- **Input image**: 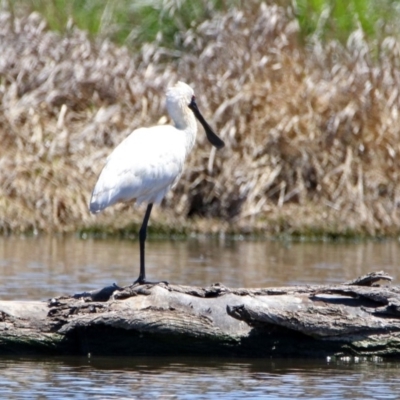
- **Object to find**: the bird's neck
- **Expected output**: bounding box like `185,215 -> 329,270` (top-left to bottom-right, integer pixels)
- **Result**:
174,108 -> 197,155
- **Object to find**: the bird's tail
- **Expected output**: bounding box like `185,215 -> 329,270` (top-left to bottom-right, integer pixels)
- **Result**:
89,192 -> 106,214
89,202 -> 103,214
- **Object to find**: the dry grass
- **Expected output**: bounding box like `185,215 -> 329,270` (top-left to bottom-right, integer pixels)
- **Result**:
1,4 -> 400,237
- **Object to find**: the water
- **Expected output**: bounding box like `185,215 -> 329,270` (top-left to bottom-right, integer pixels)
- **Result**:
0,235 -> 400,399
0,235 -> 399,300
0,356 -> 400,399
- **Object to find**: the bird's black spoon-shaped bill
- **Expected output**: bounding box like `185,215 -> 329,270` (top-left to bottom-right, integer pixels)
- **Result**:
188,98 -> 225,149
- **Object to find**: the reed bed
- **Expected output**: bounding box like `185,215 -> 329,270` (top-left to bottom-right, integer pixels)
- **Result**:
1,4 -> 400,237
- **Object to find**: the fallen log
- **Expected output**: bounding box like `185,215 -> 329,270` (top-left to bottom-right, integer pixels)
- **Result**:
1,271 -> 400,357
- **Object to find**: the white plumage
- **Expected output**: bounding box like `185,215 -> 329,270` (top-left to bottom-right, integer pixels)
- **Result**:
90,125 -> 187,211
89,81 -> 224,284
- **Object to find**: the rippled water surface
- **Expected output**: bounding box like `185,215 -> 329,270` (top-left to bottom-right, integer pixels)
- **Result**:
0,236 -> 400,398
0,235 -> 399,300
1,356 -> 399,399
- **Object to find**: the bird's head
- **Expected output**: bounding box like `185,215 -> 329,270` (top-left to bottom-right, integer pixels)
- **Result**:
166,81 -> 225,149
166,82 -> 194,124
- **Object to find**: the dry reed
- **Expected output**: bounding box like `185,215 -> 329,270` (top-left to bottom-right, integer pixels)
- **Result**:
1,4 -> 400,237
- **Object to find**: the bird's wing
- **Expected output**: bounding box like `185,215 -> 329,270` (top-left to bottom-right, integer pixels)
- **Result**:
90,126 -> 187,213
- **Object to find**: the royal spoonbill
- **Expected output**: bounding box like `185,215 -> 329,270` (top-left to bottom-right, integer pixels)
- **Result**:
89,81 -> 225,284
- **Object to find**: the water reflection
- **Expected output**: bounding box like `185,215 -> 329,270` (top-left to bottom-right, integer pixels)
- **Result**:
1,236 -> 400,399
0,356 -> 399,399
0,235 -> 399,300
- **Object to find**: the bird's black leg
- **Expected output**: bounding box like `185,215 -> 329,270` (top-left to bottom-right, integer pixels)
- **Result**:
134,204 -> 168,285
134,203 -> 153,284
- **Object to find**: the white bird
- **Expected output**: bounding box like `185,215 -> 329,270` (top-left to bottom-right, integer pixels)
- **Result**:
89,81 -> 224,284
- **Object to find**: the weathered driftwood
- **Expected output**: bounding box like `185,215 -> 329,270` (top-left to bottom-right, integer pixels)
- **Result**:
1,271 -> 400,357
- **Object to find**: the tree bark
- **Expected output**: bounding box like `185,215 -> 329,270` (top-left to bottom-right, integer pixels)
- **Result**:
1,271 -> 399,357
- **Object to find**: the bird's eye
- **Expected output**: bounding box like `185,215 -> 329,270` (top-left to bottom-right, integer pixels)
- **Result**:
188,95 -> 196,107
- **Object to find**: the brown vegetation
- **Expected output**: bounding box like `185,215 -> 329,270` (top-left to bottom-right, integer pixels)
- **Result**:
1,4 -> 400,236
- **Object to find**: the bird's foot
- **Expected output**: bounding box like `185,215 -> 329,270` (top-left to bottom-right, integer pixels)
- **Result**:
133,277 -> 169,286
